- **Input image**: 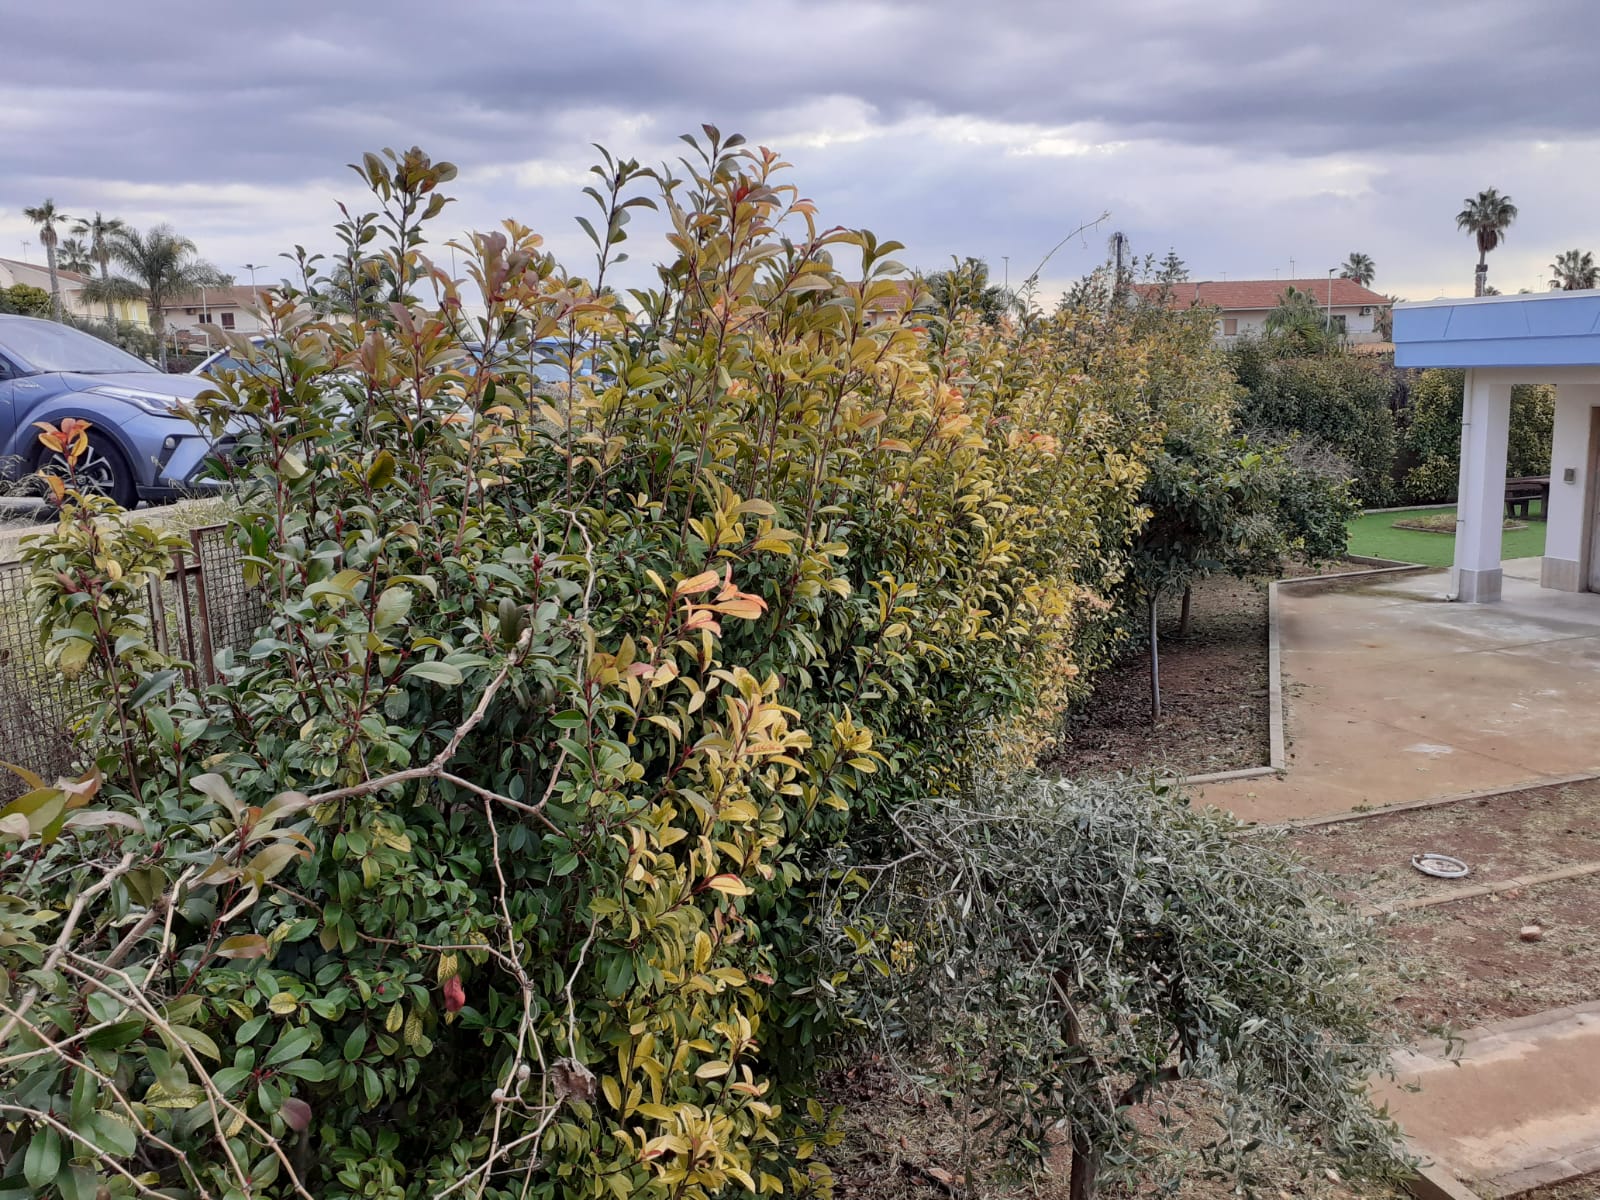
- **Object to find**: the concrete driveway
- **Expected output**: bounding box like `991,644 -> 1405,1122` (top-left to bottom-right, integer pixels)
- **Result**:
1201,559 -> 1600,824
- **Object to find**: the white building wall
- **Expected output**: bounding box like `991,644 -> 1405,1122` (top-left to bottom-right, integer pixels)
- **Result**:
1214,305 -> 1383,345
1542,384 -> 1600,591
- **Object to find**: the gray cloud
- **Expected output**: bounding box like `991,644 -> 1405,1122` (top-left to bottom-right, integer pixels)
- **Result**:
4,0 -> 1598,301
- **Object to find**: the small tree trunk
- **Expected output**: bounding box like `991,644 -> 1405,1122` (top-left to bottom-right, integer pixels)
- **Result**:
1069,1126 -> 1102,1200
45,242 -> 62,321
1475,257 -> 1487,297
1148,596 -> 1161,724
1178,584 -> 1193,638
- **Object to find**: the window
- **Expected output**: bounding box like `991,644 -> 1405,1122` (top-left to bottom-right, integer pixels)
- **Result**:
197,312 -> 213,324
220,311 -> 235,329
0,321 -> 155,374
1222,317 -> 1238,336
1330,314 -> 1347,334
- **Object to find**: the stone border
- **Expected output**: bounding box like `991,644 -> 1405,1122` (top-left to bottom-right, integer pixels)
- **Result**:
1364,860 -> 1600,916
1279,771 -> 1600,831
1178,557 -> 1430,787
1407,1157 -> 1486,1200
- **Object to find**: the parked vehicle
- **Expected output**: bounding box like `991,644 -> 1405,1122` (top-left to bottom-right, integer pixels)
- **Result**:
0,315 -> 230,508
191,338 -> 269,378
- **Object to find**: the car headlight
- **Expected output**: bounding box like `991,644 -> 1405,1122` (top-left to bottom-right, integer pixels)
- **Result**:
86,385 -> 191,416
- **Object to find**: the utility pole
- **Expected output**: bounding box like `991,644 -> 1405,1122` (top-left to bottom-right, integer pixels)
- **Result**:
1002,255 -> 1009,291
1327,268 -> 1336,336
20,240 -> 29,263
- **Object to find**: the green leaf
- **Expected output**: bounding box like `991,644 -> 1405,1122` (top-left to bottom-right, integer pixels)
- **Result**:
127,669 -> 180,708
244,841 -> 308,883
170,1024 -> 222,1062
366,448 -> 397,488
90,1110 -> 137,1158
404,660 -> 463,686
374,586 -> 413,630
23,1126 -> 60,1190
191,773 -> 242,821
264,1026 -> 314,1067
55,1165 -> 98,1200
217,934 -> 271,959
85,1018 -> 146,1050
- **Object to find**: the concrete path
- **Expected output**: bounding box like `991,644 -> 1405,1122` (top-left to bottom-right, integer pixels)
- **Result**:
1374,1002 -> 1600,1197
1200,559 -> 1600,824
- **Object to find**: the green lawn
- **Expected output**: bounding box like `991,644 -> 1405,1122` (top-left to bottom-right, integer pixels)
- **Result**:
1346,505 -> 1547,567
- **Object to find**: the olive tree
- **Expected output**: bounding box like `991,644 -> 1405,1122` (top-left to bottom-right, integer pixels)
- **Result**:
828,774 -> 1409,1200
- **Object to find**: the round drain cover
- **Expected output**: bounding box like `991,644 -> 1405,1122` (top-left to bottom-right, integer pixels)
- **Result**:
1411,853 -> 1469,879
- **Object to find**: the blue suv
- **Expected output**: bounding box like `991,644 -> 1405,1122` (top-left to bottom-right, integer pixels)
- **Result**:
0,315 -> 228,508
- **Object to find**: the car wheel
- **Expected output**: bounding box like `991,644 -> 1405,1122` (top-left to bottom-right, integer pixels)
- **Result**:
35,429 -> 137,510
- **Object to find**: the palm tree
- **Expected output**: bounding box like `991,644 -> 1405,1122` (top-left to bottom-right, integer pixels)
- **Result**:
22,199 -> 72,319
58,237 -> 94,275
1338,252 -> 1375,287
83,224 -> 220,370
1456,189 -> 1518,297
1550,249 -> 1599,291
1264,286 -> 1337,352
72,212 -> 128,323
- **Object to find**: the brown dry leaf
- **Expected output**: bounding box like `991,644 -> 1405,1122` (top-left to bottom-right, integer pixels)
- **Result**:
551,1056 -> 596,1105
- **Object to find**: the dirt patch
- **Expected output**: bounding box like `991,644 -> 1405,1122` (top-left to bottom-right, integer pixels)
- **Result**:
1372,873 -> 1600,1037
1391,512 -> 1526,534
1516,1173 -> 1600,1198
1278,779 -> 1600,1039
1044,574 -> 1272,778
1044,563 -> 1365,780
819,1059 -> 1400,1199
1284,778 -> 1600,910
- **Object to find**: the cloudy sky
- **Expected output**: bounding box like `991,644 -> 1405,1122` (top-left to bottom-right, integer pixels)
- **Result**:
3,0 -> 1597,304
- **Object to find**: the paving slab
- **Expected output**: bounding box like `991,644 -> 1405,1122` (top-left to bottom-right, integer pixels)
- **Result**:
1373,1002 -> 1600,1197
1200,561 -> 1600,823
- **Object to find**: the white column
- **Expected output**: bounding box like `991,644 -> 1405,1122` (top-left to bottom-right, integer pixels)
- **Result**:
1453,370 -> 1512,603
1542,383 -> 1598,591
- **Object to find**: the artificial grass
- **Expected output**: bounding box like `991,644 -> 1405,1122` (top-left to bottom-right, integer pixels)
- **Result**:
1346,504 -> 1547,568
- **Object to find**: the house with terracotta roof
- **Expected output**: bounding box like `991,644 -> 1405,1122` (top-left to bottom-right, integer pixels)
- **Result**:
0,258 -> 149,328
1134,278 -> 1392,346
158,284 -> 270,347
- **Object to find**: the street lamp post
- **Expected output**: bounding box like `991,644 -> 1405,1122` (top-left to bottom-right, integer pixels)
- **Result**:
241,263 -> 261,306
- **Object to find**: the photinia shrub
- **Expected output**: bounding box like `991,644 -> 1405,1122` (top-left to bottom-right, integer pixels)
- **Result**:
0,133 -> 1233,1198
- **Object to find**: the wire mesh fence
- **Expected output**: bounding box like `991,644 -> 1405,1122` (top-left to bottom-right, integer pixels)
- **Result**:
0,524 -> 264,798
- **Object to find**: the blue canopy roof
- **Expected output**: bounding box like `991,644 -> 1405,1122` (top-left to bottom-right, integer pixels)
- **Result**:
1393,290 -> 1600,368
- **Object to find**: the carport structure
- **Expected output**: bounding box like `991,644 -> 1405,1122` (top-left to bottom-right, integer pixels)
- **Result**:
1394,290 -> 1600,602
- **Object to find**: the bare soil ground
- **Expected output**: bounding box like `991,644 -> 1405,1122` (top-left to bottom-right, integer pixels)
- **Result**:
1283,778 -> 1600,1038
1375,874 -> 1600,1037
1045,574 -> 1273,779
1045,563 -> 1363,780
819,1060 -> 1402,1200
1285,779 -> 1600,910
1517,1174 -> 1600,1198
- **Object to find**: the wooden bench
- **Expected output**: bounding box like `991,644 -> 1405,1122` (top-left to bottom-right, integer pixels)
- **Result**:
1504,476 -> 1550,520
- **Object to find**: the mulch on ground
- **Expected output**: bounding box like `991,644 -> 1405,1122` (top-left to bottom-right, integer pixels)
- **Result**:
1044,574 -> 1273,779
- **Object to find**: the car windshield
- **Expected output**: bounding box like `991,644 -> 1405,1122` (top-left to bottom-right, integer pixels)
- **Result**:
199,353 -> 266,377
0,320 -> 156,375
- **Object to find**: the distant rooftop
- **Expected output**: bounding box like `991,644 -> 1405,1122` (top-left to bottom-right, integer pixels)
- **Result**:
1134,278 -> 1392,311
